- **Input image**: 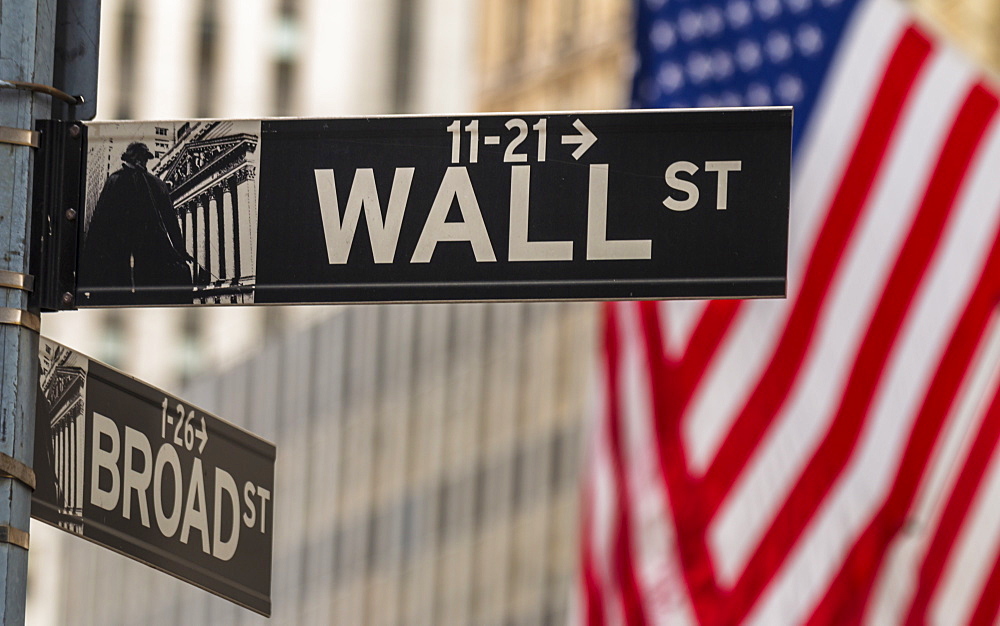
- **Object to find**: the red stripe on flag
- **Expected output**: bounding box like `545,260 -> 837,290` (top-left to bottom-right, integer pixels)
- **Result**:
634,29 -> 938,620
580,470 -> 607,626
969,515 -> 1000,624
728,80 -> 998,623
604,304 -> 649,625
639,301 -> 727,624
673,300 -> 743,413
806,148 -> 1000,624
701,26 -> 932,512
903,374 -> 1000,622
630,24 -> 933,622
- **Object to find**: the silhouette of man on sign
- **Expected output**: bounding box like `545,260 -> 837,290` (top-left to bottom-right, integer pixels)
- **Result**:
81,142 -> 196,304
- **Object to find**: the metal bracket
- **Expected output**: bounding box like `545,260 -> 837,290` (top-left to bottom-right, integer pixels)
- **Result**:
0,79 -> 82,106
0,308 -> 41,333
0,270 -> 34,293
0,453 -> 35,492
0,526 -> 30,551
0,126 -> 40,149
30,121 -> 85,311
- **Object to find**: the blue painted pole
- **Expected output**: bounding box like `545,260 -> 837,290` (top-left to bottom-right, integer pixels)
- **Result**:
0,0 -> 55,622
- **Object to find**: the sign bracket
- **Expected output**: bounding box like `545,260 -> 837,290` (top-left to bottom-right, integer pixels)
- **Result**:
30,120 -> 85,312
0,271 -> 35,293
0,453 -> 36,492
0,526 -> 30,552
0,309 -> 41,333
0,126 -> 40,149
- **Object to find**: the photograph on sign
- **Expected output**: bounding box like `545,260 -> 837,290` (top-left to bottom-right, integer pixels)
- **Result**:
79,120 -> 261,305
35,338 -> 88,533
74,108 -> 791,307
32,337 -> 275,616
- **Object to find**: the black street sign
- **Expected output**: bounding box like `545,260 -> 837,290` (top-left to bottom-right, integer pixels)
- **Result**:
32,337 -> 275,616
63,108 -> 790,307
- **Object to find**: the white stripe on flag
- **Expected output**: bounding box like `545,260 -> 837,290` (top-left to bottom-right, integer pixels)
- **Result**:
864,295 -> 1000,623
750,75 -> 1000,626
710,44 -> 978,590
658,299 -> 708,362
585,353 -> 618,614
929,384 -> 1000,624
617,304 -> 699,624
680,0 -> 911,474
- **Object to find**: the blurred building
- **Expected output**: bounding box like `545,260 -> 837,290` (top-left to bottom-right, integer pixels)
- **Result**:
41,303 -> 596,625
477,0 -> 631,112
39,0 -> 477,391
28,1 -> 632,625
913,0 -> 1000,72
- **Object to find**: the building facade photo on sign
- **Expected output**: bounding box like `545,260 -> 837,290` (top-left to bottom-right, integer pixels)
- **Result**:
79,120 -> 262,306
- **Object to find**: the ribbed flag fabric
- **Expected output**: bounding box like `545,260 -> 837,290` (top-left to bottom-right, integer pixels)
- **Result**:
580,0 -> 1000,623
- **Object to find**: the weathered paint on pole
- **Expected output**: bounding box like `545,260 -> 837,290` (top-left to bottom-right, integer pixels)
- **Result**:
0,0 -> 55,622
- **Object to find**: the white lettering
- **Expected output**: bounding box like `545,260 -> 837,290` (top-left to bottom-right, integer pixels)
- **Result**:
412,167 -> 496,263
586,164 -> 651,260
256,487 -> 271,534
705,160 -> 742,210
663,161 -> 700,211
122,427 -> 152,527
212,468 -> 240,561
243,482 -> 257,530
153,442 -> 183,537
90,412 -> 120,511
508,166 -> 573,261
315,167 -> 413,264
179,457 -> 211,554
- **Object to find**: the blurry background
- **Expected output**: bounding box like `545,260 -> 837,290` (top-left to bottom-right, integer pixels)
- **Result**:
30,1 -> 628,624
25,0 -> 998,624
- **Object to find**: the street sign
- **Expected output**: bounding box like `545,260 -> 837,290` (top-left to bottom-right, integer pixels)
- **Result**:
65,108 -> 790,307
32,337 -> 275,616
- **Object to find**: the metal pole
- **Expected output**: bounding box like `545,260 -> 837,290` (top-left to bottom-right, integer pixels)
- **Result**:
0,0 -> 55,622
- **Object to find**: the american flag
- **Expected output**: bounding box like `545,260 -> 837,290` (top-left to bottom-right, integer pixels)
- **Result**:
580,0 -> 1000,623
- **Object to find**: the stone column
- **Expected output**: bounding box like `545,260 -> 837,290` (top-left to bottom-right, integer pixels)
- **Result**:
68,418 -> 75,510
56,425 -> 63,507
195,196 -> 206,282
215,185 -> 228,280
236,168 -> 257,279
229,176 -> 241,281
75,407 -> 85,512
207,192 -> 219,281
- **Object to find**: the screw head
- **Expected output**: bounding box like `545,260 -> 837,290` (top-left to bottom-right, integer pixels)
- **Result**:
65,208 -> 77,221
69,124 -> 81,139
61,292 -> 73,306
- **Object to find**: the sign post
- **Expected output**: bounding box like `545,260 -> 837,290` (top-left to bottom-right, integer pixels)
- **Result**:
0,1 -> 55,623
42,108 -> 791,310
32,337 -> 276,616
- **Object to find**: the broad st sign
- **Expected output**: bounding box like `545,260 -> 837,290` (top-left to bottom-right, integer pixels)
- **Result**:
32,337 -> 276,616
68,108 -> 790,307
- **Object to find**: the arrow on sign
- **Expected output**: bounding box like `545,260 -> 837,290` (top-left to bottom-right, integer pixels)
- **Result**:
195,416 -> 208,453
561,119 -> 597,160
